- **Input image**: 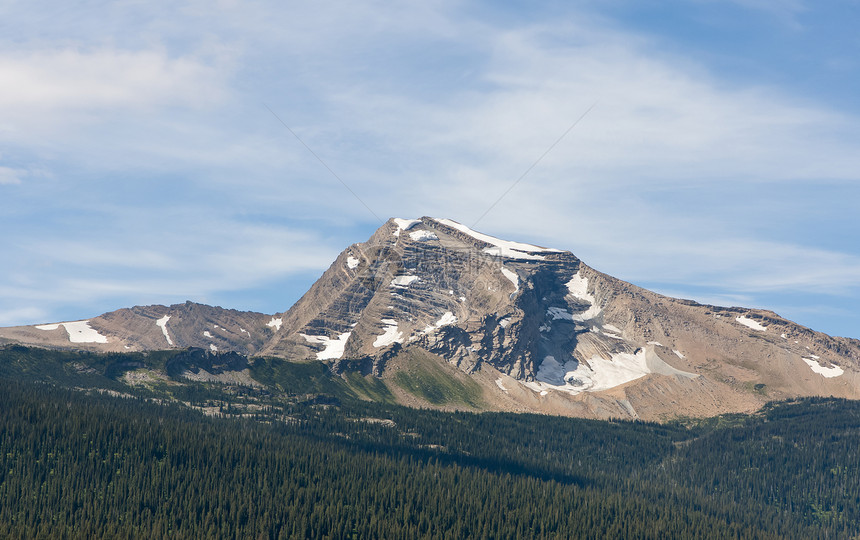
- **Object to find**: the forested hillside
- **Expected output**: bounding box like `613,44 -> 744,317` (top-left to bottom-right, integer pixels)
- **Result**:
2,373 -> 859,538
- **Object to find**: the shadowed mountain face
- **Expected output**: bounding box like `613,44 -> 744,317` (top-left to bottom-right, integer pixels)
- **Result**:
2,217 -> 859,420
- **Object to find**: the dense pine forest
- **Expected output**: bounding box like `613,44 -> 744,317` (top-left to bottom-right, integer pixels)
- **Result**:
1,345 -> 860,538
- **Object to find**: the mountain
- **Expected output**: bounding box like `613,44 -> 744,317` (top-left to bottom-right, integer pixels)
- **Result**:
0,301 -> 274,356
2,216 -> 859,421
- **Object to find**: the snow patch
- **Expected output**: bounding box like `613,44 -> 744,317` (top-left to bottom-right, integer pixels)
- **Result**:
603,324 -> 622,334
390,275 -> 419,288
267,317 -> 282,331
346,256 -> 360,269
525,350 -> 652,395
37,321 -> 109,344
567,351 -> 651,392
647,341 -> 664,347
780,333 -> 787,339
301,332 -> 352,360
435,311 -> 457,327
565,272 -> 601,321
374,320 -> 403,348
574,303 -> 602,322
408,229 -> 438,242
802,357 -> 844,378
393,218 -> 421,230
60,321 -> 109,344
673,350 -> 685,359
499,317 -> 511,329
203,331 -> 213,338
35,323 -> 60,330
566,272 -> 591,300
156,316 -> 174,346
500,267 -> 519,290
495,378 -> 508,392
422,312 -> 458,335
432,218 -> 560,260
736,316 -> 767,332
209,344 -> 218,352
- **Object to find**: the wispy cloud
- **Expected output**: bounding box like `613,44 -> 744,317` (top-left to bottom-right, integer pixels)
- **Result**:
0,48 -> 225,110
0,306 -> 49,327
0,166 -> 23,185
1,213 -> 341,323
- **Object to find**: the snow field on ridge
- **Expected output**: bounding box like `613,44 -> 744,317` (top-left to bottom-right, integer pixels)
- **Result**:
36,320 -> 109,344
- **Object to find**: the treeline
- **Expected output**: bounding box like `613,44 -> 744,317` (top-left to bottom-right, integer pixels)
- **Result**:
2,378 -> 860,538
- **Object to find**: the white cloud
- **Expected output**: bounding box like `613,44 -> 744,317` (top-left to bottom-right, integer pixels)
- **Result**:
0,46 -> 231,155
0,166 -> 23,185
0,48 -> 225,111
432,25 -> 856,186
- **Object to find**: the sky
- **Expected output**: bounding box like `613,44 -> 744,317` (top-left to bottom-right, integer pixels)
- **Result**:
1,0 -> 859,339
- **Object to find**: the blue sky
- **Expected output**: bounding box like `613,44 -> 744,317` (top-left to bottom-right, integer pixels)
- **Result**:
1,0 -> 859,339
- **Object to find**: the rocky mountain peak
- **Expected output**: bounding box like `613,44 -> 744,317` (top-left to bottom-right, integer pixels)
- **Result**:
261,217 -> 588,374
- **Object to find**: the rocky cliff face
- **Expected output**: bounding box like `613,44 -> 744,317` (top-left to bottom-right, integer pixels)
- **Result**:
2,216 -> 859,420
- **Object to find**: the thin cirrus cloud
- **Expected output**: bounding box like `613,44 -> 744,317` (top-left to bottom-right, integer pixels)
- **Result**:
1,215 -> 340,323
0,166 -> 24,185
0,48 -> 222,109
409,25 -> 857,189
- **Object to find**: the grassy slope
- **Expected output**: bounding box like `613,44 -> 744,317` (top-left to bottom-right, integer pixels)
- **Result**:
387,348 -> 485,408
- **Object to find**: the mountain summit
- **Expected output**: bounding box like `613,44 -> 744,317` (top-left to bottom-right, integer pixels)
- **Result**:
2,217 -> 859,420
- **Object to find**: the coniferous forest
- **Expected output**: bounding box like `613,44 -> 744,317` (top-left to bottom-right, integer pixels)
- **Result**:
1,346 -> 860,538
